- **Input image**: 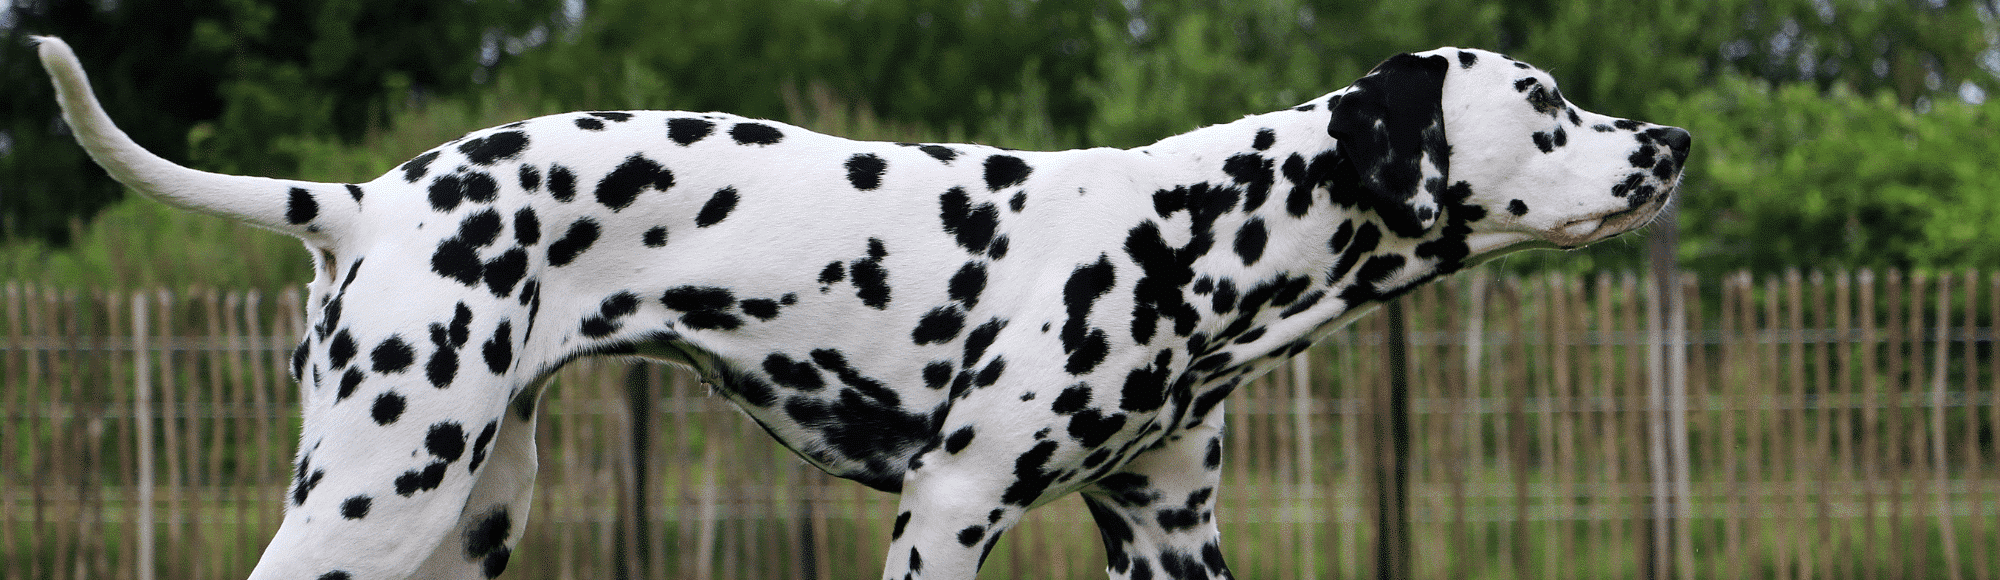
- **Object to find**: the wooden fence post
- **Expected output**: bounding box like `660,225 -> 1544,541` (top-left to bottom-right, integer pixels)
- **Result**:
132,290 -> 156,580
1377,298 -> 1411,580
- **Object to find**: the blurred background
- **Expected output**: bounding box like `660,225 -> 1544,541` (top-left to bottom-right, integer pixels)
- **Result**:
0,0 -> 1996,579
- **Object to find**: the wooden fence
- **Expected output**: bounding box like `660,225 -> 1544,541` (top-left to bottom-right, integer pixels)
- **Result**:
1,270 -> 1996,580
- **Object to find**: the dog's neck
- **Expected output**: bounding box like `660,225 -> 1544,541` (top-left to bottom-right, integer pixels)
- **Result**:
1108,98 -> 1460,420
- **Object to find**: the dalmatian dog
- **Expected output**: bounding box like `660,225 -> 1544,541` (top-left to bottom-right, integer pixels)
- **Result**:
38,36 -> 1687,580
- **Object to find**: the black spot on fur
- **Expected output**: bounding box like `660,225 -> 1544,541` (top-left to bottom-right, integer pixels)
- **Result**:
846,153 -> 888,190
372,391 -> 406,425
1062,255 -> 1116,375
1251,128 -> 1276,151
287,188 -> 318,225
983,155 -> 1032,191
1000,440 -> 1060,506
329,330 -> 358,369
464,508 -> 512,560
958,525 -> 986,547
669,118 -> 715,145
923,361 -> 953,389
695,187 -> 738,227
912,306 -> 966,345
939,187 -> 1001,253
1120,350 -> 1173,412
1223,154 -> 1275,212
1508,199 -> 1529,216
518,165 -> 541,192
340,495 -> 371,519
574,117 -> 604,130
469,420 -> 497,473
459,209 -> 503,247
337,368 -> 363,401
662,286 -> 741,330
919,145 -> 958,162
740,298 -> 780,320
458,131 -> 529,165
643,226 -> 669,247
547,219 -> 601,267
730,122 -> 784,145
345,184 -> 363,202
850,239 -> 892,309
596,155 -> 674,211
945,426 -> 977,453
763,353 -> 825,391
949,262 -> 987,308
402,151 -> 442,182
1233,218 -> 1268,266
513,208 -> 541,246
548,164 -> 577,202
394,461 -> 449,496
372,337 -> 415,373
427,422 -> 467,462
482,321 -> 513,374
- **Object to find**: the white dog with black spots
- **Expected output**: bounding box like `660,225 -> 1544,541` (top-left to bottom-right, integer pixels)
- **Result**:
37,36 -> 1687,580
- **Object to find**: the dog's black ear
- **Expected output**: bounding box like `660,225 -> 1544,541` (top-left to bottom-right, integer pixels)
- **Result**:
1327,53 -> 1450,238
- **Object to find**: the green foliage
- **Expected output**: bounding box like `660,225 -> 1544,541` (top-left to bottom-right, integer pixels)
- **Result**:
1655,75 -> 2000,274
3,0 -> 1998,287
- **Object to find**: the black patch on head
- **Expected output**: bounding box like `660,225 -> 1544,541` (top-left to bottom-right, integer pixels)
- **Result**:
1327,53 -> 1450,237
983,155 -> 1032,191
372,391 -> 406,425
643,226 -> 669,248
696,187 -> 739,227
402,151 -> 442,182
596,155 -> 674,211
372,336 -> 416,373
730,122 -> 785,145
340,495 -> 371,519
287,188 -> 318,225
668,118 -> 715,145
427,421 -> 467,462
1251,128 -> 1276,151
458,131 -> 529,165
547,164 -> 577,202
919,145 -> 959,163
547,219 -> 601,267
846,153 -> 888,190
1233,218 -> 1268,266
661,286 -> 741,330
939,187 -> 1001,253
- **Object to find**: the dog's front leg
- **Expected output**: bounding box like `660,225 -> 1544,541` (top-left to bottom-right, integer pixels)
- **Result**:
1081,405 -> 1234,580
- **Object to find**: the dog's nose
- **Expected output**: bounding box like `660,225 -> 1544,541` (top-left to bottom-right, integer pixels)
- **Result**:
1648,127 -> 1692,166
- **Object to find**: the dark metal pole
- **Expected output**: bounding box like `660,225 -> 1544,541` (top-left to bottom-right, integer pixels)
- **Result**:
1377,299 -> 1412,580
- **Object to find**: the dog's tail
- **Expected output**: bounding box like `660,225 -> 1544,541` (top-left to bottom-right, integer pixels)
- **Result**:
36,36 -> 347,242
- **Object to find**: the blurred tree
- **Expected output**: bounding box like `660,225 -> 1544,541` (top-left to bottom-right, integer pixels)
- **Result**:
0,0 -> 562,244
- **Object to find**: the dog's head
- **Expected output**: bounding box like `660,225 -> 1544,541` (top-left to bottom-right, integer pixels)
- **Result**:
1326,48 -> 1690,258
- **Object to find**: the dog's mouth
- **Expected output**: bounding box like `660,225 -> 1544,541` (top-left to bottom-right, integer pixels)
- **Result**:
1543,175 -> 1681,249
